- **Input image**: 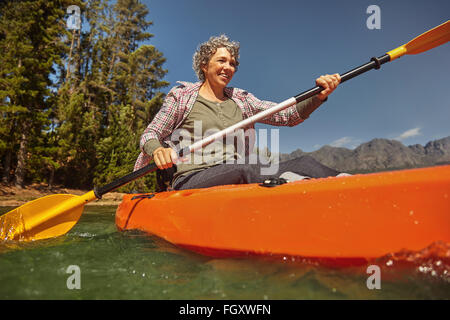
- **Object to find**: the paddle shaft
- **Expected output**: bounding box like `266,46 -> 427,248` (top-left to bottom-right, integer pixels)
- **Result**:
293,54 -> 391,102
93,53 -> 393,198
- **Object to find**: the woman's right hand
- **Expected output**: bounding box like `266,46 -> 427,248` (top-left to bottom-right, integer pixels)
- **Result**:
152,147 -> 178,170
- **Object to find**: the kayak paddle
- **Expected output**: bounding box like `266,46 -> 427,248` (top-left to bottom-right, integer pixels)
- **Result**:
1,20 -> 449,241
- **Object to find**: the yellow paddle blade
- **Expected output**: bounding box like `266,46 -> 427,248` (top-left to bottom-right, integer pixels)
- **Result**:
387,20 -> 450,60
0,191 -> 96,241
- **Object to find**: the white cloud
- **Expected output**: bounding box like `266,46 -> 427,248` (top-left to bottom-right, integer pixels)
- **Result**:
394,127 -> 421,141
329,136 -> 360,149
330,137 -> 352,147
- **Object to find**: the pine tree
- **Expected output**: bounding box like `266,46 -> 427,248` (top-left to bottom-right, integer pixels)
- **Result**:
0,0 -> 72,187
1,0 -> 168,191
55,0 -> 168,191
93,46 -> 168,192
93,1 -> 168,192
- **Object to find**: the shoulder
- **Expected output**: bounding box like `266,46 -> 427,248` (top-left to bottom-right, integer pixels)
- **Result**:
224,86 -> 251,101
168,81 -> 203,97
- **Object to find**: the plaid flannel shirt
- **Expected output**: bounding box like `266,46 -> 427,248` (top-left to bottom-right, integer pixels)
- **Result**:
134,81 -> 305,170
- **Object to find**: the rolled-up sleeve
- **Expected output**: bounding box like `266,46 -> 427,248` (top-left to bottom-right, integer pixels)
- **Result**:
134,86 -> 182,171
244,91 -> 324,127
139,86 -> 180,152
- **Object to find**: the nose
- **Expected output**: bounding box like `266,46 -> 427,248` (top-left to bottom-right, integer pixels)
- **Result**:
224,61 -> 235,72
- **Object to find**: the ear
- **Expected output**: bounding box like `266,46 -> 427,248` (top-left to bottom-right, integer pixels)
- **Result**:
201,63 -> 207,75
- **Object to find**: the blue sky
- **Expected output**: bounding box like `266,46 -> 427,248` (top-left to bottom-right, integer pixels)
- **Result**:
141,0 -> 449,153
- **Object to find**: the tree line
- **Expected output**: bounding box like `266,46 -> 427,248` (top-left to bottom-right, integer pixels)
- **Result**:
0,0 -> 169,192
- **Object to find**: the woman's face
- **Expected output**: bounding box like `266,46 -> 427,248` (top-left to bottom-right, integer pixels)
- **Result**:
202,47 -> 236,87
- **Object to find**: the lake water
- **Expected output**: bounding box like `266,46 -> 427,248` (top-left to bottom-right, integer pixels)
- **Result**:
0,205 -> 449,300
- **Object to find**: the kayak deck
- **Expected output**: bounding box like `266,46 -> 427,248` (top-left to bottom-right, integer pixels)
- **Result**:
115,165 -> 450,259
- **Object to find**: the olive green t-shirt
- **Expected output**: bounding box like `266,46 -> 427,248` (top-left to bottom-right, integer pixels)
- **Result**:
144,94 -> 324,183
161,95 -> 244,182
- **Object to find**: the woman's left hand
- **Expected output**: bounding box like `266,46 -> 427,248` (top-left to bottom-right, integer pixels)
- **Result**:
316,73 -> 341,100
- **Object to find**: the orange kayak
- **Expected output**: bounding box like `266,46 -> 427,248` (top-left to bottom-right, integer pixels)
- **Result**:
115,165 -> 450,259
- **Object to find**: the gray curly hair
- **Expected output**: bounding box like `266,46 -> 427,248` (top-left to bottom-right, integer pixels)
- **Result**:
193,34 -> 240,82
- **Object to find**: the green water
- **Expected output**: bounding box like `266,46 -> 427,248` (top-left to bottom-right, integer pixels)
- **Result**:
0,206 -> 449,300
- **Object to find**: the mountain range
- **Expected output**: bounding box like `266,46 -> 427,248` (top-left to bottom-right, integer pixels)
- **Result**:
278,136 -> 450,173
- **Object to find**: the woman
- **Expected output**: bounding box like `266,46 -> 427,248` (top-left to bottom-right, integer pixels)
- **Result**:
134,35 -> 343,190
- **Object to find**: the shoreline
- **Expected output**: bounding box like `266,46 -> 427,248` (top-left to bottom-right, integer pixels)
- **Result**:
0,183 -> 126,207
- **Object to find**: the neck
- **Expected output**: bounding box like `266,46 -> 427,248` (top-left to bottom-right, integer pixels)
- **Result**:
199,80 -> 226,102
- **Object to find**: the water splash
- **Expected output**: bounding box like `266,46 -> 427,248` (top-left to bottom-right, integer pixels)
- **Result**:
372,241 -> 450,281
0,209 -> 27,241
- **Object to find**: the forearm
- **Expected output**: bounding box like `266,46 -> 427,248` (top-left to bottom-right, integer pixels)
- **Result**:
245,90 -> 326,126
296,96 -> 326,120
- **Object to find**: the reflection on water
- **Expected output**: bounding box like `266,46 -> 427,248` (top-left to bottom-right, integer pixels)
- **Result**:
0,206 -> 449,299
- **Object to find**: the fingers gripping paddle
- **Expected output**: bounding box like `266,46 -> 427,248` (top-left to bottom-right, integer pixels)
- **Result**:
1,20 -> 449,241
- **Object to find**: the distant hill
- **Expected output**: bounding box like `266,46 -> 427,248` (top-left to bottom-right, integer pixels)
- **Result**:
278,136 -> 450,173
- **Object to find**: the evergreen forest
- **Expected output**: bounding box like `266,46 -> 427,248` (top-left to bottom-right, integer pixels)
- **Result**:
0,0 -> 169,192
